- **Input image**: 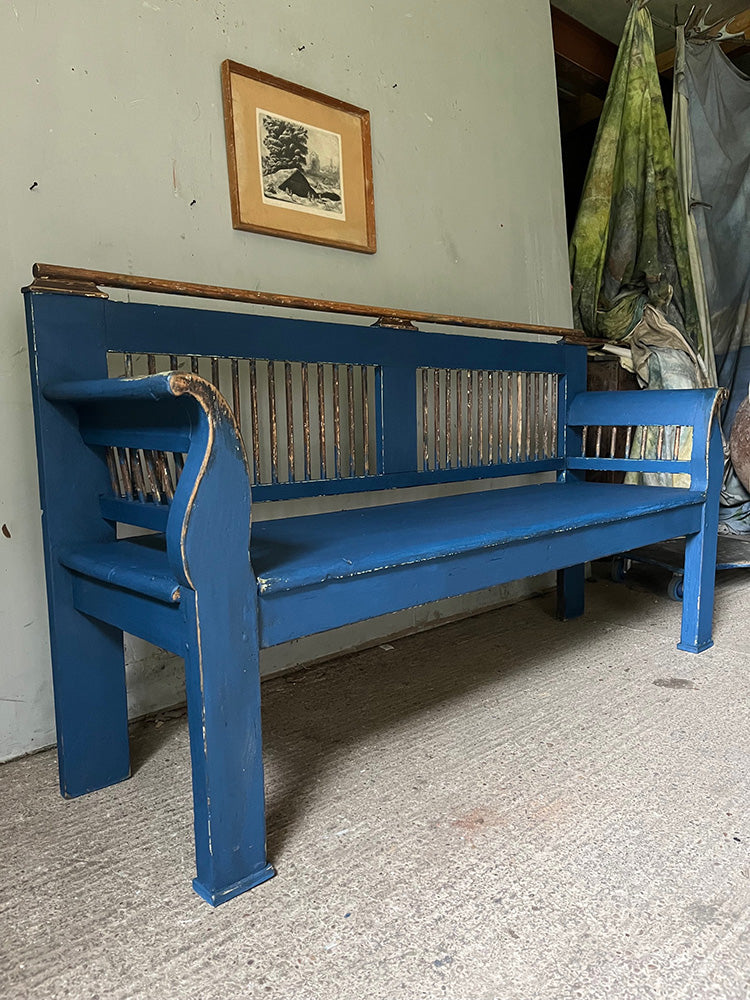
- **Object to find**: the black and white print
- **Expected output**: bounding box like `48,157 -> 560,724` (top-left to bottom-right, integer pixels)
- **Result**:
257,109 -> 345,219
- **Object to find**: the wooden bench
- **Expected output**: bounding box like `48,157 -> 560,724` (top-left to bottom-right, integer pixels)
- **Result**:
25,266 -> 725,905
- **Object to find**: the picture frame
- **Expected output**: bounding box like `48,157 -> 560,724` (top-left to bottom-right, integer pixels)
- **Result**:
221,60 -> 376,254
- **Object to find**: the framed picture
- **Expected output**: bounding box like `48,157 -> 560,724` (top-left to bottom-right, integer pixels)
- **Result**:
221,60 -> 376,254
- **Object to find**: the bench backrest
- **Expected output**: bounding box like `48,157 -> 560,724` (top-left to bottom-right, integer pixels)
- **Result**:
26,290 -> 587,508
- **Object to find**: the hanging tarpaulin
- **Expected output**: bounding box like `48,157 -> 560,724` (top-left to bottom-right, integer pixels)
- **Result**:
671,26 -> 718,386
679,38 -> 750,532
569,3 -> 703,358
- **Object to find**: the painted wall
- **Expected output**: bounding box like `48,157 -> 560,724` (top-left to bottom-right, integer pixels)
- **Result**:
0,0 -> 571,761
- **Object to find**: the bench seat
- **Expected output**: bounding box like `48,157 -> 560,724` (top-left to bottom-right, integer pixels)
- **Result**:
252,481 -> 705,592
63,481 -> 707,654
259,481 -> 709,647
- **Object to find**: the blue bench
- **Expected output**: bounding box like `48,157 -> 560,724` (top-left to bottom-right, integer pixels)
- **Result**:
25,268 -> 724,905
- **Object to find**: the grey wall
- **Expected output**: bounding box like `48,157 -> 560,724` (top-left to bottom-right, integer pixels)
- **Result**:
0,0 -> 571,761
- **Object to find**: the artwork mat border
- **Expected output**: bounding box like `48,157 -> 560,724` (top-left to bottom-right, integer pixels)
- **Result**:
222,60 -> 376,254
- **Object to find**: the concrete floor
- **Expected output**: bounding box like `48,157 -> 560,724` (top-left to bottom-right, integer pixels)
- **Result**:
3,564 -> 750,1000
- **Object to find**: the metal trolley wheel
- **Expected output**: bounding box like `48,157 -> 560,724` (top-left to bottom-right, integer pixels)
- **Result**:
613,554 -> 683,601
667,574 -> 684,602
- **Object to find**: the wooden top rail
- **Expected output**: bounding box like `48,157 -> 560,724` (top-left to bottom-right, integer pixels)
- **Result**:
27,262 -> 590,342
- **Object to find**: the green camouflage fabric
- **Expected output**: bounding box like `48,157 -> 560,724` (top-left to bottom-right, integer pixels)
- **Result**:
569,5 -> 701,352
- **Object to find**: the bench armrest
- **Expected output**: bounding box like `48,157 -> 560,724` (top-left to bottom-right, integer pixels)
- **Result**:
566,388 -> 726,489
44,372 -> 252,590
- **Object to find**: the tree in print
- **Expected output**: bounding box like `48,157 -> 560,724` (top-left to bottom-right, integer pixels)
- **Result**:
262,115 -> 308,174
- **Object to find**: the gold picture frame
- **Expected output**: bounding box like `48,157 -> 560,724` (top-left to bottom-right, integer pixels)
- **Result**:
221,60 -> 376,254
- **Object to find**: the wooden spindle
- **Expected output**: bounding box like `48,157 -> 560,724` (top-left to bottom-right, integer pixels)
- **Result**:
285,361 -> 295,482
467,370 -> 474,466
457,370 -> 463,468
422,368 -> 429,471
268,361 -> 278,484
362,366 -> 370,476
249,359 -> 260,483
488,371 -> 494,465
434,368 -> 441,470
347,364 -> 355,478
446,369 -> 452,470
302,362 -> 311,481
318,363 -> 327,479
516,372 -> 523,462
155,451 -> 174,501
478,370 -> 484,466
551,375 -> 558,457
130,450 -> 147,503
107,448 -> 123,497
502,370 -> 508,461
333,364 -> 341,478
117,448 -> 133,501
657,425 -> 665,460
144,451 -> 162,503
231,358 -> 241,430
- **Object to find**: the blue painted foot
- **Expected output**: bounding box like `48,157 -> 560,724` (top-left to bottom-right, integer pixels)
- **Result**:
676,638 -> 714,654
193,863 -> 276,907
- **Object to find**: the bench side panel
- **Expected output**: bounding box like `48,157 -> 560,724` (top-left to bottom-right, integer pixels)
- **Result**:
25,290 -> 131,797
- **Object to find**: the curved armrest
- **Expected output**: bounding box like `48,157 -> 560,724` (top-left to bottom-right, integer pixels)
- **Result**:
567,388 -> 725,433
165,373 -> 252,592
45,372 -> 253,591
566,388 -> 726,487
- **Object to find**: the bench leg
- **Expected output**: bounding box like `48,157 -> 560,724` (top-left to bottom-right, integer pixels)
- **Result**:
677,423 -> 722,654
50,612 -> 130,798
677,523 -> 719,653
182,590 -> 275,906
557,565 -> 586,621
